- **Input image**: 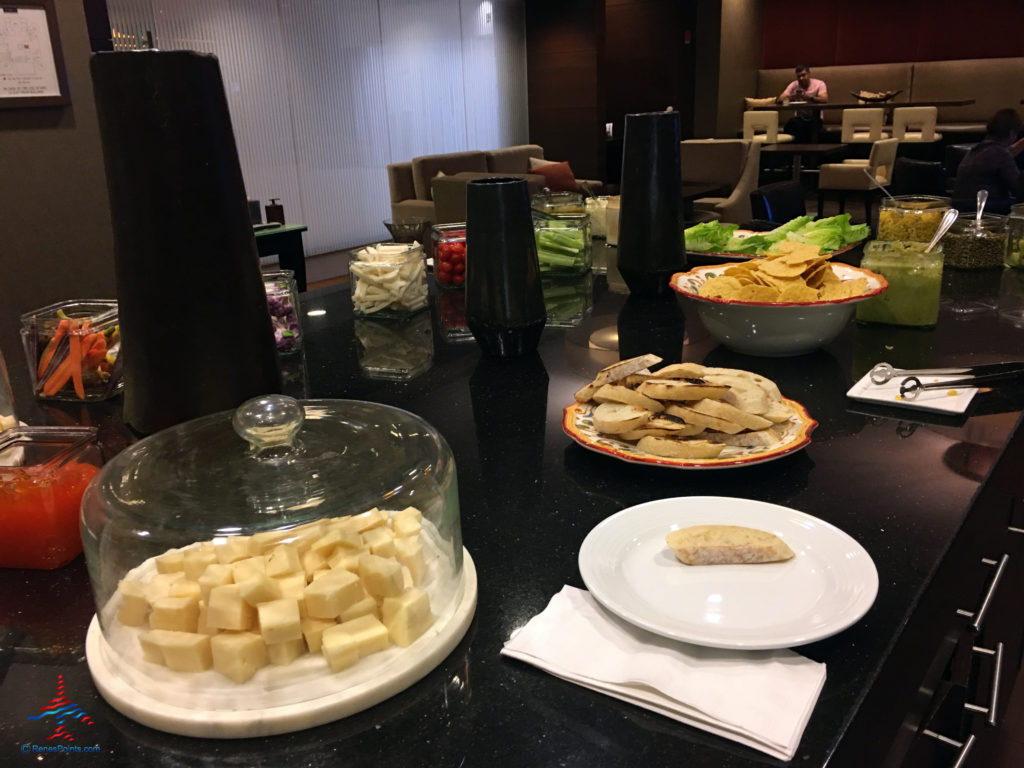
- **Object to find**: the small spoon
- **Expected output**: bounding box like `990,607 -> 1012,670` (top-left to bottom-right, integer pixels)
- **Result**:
976,189 -> 989,225
862,168 -> 897,203
925,208 -> 960,253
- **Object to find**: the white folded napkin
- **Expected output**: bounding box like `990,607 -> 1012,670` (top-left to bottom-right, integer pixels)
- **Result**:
501,586 -> 826,761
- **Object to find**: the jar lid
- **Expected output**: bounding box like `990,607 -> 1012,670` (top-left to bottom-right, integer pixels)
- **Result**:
0,425 -> 98,474
881,195 -> 951,211
352,241 -> 423,262
952,211 -> 1008,233
86,395 -> 452,537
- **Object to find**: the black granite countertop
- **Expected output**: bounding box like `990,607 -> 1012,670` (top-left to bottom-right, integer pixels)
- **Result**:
2,255 -> 1024,767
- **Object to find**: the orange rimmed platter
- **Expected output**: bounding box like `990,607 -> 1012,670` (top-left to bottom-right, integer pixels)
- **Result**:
563,398 -> 817,469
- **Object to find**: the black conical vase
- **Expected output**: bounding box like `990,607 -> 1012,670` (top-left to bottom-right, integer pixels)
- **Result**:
464,177 -> 546,357
90,50 -> 281,435
617,110 -> 686,297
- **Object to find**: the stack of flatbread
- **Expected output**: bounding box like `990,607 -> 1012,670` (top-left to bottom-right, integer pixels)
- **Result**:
574,354 -> 795,460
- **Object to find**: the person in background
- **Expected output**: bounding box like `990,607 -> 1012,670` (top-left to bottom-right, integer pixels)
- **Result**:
952,108 -> 1024,215
776,65 -> 828,143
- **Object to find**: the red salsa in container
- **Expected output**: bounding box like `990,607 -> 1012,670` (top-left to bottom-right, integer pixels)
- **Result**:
0,426 -> 102,569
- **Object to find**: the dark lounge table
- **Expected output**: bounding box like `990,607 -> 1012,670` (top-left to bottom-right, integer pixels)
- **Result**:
759,142 -> 849,181
2,254 -> 1023,767
254,224 -> 309,291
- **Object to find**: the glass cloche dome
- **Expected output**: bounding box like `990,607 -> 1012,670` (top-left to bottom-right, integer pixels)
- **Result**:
81,395 -> 476,738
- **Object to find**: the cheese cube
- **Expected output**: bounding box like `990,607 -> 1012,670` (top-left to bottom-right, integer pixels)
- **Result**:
362,527 -> 396,558
196,601 -> 218,635
320,628 -> 359,672
353,507 -> 387,533
327,545 -> 368,572
326,519 -> 363,549
309,567 -> 331,583
182,549 -> 218,580
396,506 -> 422,522
330,614 -> 390,656
358,554 -> 404,598
214,536 -> 252,564
198,563 -> 234,602
304,569 -> 363,619
339,595 -> 378,623
266,545 -> 302,578
267,638 -> 307,666
281,523 -> 324,556
144,572 -> 186,604
156,631 -> 213,672
275,573 -> 307,598
206,584 -> 256,630
394,536 -> 427,585
381,588 -> 434,647
301,617 -> 336,652
391,507 -> 422,537
232,555 -> 267,584
170,580 -> 202,602
154,549 -> 185,574
302,549 -> 327,579
401,566 -> 414,590
257,598 -> 302,644
150,595 -> 200,633
211,632 -> 267,683
391,515 -> 421,539
139,629 -> 174,664
251,529 -> 290,554
117,580 -> 150,626
237,574 -> 283,606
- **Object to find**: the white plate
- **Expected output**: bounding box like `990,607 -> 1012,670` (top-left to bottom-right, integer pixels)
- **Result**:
846,370 -> 978,415
578,497 -> 878,650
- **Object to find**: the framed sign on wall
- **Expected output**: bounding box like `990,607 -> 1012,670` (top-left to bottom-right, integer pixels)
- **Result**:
0,0 -> 70,108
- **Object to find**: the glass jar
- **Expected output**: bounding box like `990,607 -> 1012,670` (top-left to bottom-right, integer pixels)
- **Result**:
350,241 -> 429,318
80,395 -> 474,733
20,299 -> 121,402
0,346 -> 15,433
585,196 -> 609,239
355,313 -> 433,380
430,224 -> 467,290
531,190 -> 585,215
263,269 -> 302,354
856,240 -> 943,327
533,212 -> 592,276
876,196 -> 951,242
942,212 -> 1009,269
436,290 -> 474,343
0,426 -> 102,569
542,272 -> 594,328
606,196 -> 621,246
1006,203 -> 1024,268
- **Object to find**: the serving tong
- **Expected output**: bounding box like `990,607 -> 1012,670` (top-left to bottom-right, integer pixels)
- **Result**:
868,361 -> 1024,400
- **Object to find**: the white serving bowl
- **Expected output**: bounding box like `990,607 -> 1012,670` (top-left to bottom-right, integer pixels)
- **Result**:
671,262 -> 888,357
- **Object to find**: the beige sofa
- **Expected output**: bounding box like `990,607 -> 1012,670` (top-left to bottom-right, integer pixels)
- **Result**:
756,57 -> 1024,136
386,144 -> 604,225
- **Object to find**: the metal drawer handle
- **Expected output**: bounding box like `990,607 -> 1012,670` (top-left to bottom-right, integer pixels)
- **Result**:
1009,526 -> 1024,535
964,642 -> 1004,726
956,554 -> 1009,632
922,731 -> 976,768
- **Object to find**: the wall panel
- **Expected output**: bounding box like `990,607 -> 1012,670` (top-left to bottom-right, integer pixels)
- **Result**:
107,0 -> 529,256
763,0 -> 1024,68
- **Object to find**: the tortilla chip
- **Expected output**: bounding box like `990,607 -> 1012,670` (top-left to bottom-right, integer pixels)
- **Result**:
736,284 -> 780,302
777,283 -> 821,302
699,275 -> 745,299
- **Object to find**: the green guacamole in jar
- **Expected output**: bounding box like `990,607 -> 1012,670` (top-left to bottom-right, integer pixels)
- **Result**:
856,241 -> 943,327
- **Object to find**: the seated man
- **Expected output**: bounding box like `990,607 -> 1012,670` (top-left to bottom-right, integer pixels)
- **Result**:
776,65 -> 828,144
952,108 -> 1024,215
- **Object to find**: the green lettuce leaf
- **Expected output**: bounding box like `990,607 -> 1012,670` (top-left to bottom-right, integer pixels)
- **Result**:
684,221 -> 738,252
